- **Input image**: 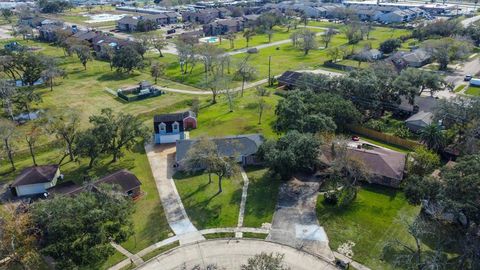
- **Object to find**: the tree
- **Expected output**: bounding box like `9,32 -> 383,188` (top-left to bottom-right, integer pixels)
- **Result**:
344,22 -> 363,44
408,146 -> 441,177
422,37 -> 473,70
176,39 -> 196,75
13,88 -> 41,119
0,119 -> 17,171
234,57 -> 257,96
14,25 -> 33,40
258,131 -> 321,179
1,8 -> 14,23
17,52 -> 46,86
71,44 -> 92,70
31,190 -> 134,269
241,252 -> 290,270
211,155 -> 238,193
89,108 -> 148,162
41,57 -> 66,91
24,120 -> 44,166
112,45 -> 144,74
243,28 -> 256,47
322,27 -> 337,48
265,29 -> 274,43
291,29 -> 317,55
37,0 -> 71,13
225,32 -> 236,49
326,46 -> 341,63
0,79 -> 17,120
419,124 -> 445,151
379,38 -> 402,54
46,110 -> 80,162
150,61 -> 166,84
151,36 -> 168,57
75,128 -> 103,168
183,137 -> 218,184
256,87 -> 270,125
394,68 -> 444,104
0,204 -> 41,269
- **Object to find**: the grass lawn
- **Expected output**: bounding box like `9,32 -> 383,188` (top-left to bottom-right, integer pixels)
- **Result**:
1,143 -> 172,258
454,84 -> 467,93
243,167 -> 281,227
140,241 -> 180,261
316,184 -> 420,269
465,85 -> 480,96
174,171 -> 242,229
216,26 -> 323,51
189,89 -> 281,139
101,251 -> 126,270
358,136 -> 412,154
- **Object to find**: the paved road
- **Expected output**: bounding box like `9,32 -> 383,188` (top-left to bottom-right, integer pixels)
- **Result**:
136,239 -> 337,270
267,177 -> 335,263
145,143 -> 205,245
461,15 -> 480,27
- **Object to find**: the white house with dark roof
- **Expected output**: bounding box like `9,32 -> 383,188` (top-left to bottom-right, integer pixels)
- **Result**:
153,111 -> 197,144
10,165 -> 61,197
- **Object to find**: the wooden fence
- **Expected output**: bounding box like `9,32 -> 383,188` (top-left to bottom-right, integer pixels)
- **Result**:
346,125 -> 423,150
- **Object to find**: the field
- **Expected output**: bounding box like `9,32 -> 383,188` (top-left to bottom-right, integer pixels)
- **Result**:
465,85 -> 480,96
317,184 -> 420,269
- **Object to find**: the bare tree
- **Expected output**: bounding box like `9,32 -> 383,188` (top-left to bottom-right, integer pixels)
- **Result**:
25,120 -> 43,166
0,79 -> 16,121
46,110 -> 80,162
41,57 -> 66,91
322,27 -> 337,48
235,56 -> 257,96
256,87 -> 271,124
0,119 -> 17,171
150,61 -> 166,84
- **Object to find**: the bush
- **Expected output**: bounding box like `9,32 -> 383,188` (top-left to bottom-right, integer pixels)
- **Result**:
394,125 -> 412,139
364,119 -> 385,132
324,192 -> 338,205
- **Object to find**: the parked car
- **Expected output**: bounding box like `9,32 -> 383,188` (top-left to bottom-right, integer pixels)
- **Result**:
465,75 -> 473,81
167,29 -> 176,34
166,36 -> 173,39
352,136 -> 360,141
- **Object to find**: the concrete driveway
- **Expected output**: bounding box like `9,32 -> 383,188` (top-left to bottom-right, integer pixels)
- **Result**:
267,177 -> 335,263
145,143 -> 204,244
137,239 -> 337,270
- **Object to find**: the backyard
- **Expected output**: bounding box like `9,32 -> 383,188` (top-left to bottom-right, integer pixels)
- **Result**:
316,184 -> 420,269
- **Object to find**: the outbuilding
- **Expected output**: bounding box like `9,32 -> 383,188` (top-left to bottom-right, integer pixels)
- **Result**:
10,165 -> 61,197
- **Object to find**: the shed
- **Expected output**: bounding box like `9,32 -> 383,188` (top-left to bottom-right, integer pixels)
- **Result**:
405,111 -> 433,132
277,70 -> 304,90
11,165 -> 61,197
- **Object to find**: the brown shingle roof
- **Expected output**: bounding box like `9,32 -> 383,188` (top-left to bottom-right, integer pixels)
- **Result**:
11,165 -> 59,187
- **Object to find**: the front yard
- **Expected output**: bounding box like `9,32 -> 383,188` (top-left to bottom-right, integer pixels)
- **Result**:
316,184 -> 420,269
174,172 -> 242,229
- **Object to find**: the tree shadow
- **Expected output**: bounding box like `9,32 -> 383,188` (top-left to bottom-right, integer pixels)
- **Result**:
97,72 -> 141,82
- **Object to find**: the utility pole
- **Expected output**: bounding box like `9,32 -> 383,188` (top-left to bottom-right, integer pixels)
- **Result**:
268,56 -> 272,86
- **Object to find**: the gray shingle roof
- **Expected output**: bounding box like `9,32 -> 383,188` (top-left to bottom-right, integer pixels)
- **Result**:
11,165 -> 59,187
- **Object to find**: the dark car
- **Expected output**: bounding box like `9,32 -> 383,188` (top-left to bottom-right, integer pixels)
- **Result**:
167,29 -> 176,34
465,75 -> 473,81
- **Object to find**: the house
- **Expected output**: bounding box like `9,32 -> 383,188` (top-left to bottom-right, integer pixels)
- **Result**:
117,16 -> 139,32
321,143 -> 406,187
405,111 -> 433,132
390,48 -> 431,68
154,111 -> 197,144
182,8 -> 231,24
277,70 -> 304,90
10,165 -> 62,197
175,134 -> 264,168
47,169 -> 142,199
38,25 -> 72,42
203,18 -> 244,36
355,49 -> 383,61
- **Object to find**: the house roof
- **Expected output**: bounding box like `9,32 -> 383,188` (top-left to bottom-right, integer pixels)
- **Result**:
154,111 -> 196,123
11,165 -> 59,187
403,49 -> 431,63
348,147 -> 406,180
405,111 -> 433,126
47,169 -> 141,196
118,16 -> 138,25
176,134 -> 264,162
277,70 -> 304,86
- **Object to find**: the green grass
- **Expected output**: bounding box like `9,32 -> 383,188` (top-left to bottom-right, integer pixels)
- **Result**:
1,143 -> 172,255
243,167 -> 281,227
359,136 -> 412,154
454,84 -> 467,93
204,232 -> 236,239
101,251 -> 127,270
174,172 -> 242,229
465,85 -> 480,96
141,241 -> 180,261
189,89 -> 281,139
216,26 -> 322,51
242,232 -> 268,239
316,184 -> 420,269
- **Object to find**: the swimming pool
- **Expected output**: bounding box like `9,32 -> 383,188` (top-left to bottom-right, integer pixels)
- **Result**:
199,36 -> 219,44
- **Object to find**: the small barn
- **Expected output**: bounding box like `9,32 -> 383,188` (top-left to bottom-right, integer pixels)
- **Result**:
277,70 -> 304,90
10,165 -> 61,197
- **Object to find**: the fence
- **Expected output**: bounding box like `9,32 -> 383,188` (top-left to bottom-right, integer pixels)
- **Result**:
323,60 -> 358,72
346,124 -> 423,150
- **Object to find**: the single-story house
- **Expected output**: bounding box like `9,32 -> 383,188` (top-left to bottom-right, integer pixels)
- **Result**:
355,49 -> 383,61
47,169 -> 142,199
277,70 -> 304,90
405,111 -> 433,133
154,111 -> 197,144
10,165 -> 62,197
175,134 -> 264,169
391,49 -> 431,68
321,143 -> 406,187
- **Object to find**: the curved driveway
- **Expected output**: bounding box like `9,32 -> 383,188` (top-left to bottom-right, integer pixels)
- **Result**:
136,239 -> 337,270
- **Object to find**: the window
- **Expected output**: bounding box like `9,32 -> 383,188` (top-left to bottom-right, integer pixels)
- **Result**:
172,122 -> 179,131
159,123 -> 166,133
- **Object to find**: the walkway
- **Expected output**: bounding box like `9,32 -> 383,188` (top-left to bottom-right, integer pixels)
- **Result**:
236,167 -> 250,238
144,143 -> 205,245
462,14 -> 480,27
135,239 -> 337,270
267,176 -> 335,263
111,242 -> 144,267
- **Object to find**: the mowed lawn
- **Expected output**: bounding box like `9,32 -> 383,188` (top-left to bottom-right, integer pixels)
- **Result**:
174,172 -> 242,229
465,85 -> 480,96
243,167 -> 281,227
316,184 -> 420,269
189,89 -> 281,139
